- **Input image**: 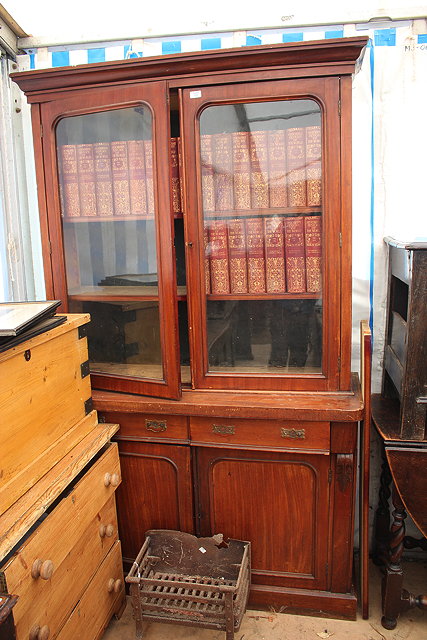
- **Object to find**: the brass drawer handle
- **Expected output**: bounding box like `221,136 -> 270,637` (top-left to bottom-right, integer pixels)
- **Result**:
104,472 -> 120,487
99,523 -> 115,538
145,419 -> 167,432
212,424 -> 235,435
31,559 -> 54,580
281,428 -> 306,440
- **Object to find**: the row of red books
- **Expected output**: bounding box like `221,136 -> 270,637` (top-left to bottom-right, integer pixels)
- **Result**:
201,126 -> 321,212
205,216 -> 322,295
58,138 -> 181,218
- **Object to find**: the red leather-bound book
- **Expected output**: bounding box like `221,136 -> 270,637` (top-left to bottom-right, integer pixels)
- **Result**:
59,144 -> 80,217
304,215 -> 322,292
267,130 -> 288,208
170,137 -> 182,216
111,140 -> 131,216
93,142 -> 114,217
208,220 -> 230,294
227,218 -> 248,293
249,130 -> 269,209
76,144 -> 97,217
143,139 -> 155,216
264,217 -> 286,293
212,133 -> 234,211
245,217 -> 266,293
204,224 -> 211,294
286,128 -> 307,207
284,216 -> 306,292
200,134 -> 215,214
305,126 -> 322,207
232,131 -> 251,210
127,139 -> 148,216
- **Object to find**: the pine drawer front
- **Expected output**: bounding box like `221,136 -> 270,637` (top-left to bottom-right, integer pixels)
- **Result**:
5,496 -> 119,640
101,411 -> 189,442
56,541 -> 125,640
0,315 -> 92,516
190,417 -> 330,452
1,444 -> 121,639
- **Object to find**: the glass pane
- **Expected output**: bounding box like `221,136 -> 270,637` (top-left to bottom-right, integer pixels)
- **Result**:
56,106 -> 164,380
200,99 -> 323,375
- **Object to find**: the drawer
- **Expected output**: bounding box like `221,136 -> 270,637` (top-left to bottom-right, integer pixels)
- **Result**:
102,411 -> 189,441
8,495 -> 119,640
1,444 -> 121,639
57,541 -> 125,640
190,417 -> 330,452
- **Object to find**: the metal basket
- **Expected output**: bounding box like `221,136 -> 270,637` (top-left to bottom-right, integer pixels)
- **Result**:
126,530 -> 251,640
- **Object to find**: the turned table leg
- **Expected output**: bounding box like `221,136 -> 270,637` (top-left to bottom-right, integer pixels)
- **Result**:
373,444 -> 393,566
381,484 -> 407,629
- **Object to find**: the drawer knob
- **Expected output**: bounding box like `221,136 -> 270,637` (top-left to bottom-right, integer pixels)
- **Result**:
107,577 -> 122,593
104,472 -> 120,487
99,523 -> 115,538
31,559 -> 54,580
29,626 -> 50,640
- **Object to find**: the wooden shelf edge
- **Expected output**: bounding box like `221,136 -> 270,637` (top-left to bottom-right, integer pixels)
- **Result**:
0,422 -> 119,563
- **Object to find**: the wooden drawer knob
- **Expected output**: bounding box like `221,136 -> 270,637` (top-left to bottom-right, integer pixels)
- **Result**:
31,559 -> 54,580
29,626 -> 50,640
99,523 -> 115,538
107,577 -> 122,593
104,472 -> 120,487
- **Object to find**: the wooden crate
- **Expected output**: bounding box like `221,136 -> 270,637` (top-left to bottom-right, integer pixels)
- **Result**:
0,314 -> 94,516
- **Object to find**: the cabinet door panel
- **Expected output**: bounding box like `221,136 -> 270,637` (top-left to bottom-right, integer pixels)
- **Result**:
196,447 -> 330,590
40,82 -> 181,399
181,77 -> 343,392
116,440 -> 193,566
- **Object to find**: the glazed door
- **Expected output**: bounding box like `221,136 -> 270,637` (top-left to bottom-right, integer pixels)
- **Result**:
194,446 -> 330,590
181,77 -> 343,392
40,82 -> 181,399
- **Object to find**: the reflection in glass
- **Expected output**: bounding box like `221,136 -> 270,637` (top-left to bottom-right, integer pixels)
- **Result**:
57,106 -> 164,380
200,99 -> 323,374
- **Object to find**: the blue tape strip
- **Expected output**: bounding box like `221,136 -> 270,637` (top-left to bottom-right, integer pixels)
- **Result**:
418,34 -> 427,43
88,48 -> 106,63
374,28 -> 396,46
282,32 -> 303,43
325,30 -> 344,39
201,37 -> 221,50
52,51 -> 70,67
162,41 -> 181,54
369,39 -> 375,333
246,35 -> 262,46
29,53 -> 35,69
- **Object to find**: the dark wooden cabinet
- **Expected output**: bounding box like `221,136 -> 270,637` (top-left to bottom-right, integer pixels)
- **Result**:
12,37 -> 367,619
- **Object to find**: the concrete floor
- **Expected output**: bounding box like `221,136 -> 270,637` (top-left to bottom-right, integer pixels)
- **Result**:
103,559 -> 427,640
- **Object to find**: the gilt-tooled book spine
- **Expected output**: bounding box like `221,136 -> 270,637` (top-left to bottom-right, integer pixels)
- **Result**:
204,225 -> 211,294
111,140 -> 131,216
250,130 -> 269,209
284,216 -> 306,292
246,217 -> 266,293
264,217 -> 286,293
209,220 -> 230,294
127,140 -> 148,216
93,142 -> 114,216
267,130 -> 288,208
305,126 -> 322,207
232,131 -> 251,210
59,144 -> 81,217
304,215 -> 322,292
76,144 -> 97,217
228,219 -> 248,294
170,137 -> 182,216
200,134 -> 215,214
286,128 -> 307,207
144,139 -> 155,216
212,133 -> 234,211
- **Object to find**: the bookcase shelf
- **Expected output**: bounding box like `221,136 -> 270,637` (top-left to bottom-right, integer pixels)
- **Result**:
68,286 -> 187,301
204,208 -> 322,219
207,292 -> 320,301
